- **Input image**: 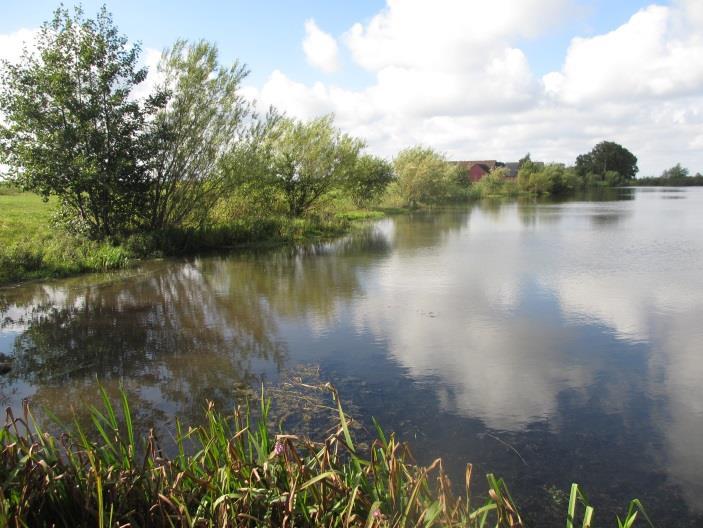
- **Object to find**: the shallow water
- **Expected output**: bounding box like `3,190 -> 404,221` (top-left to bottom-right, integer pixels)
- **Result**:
2,187 -> 703,525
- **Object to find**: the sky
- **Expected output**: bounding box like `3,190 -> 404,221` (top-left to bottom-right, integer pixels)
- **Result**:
2,0 -> 702,175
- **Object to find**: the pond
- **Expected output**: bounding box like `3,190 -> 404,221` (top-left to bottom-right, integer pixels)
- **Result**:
2,187 -> 703,525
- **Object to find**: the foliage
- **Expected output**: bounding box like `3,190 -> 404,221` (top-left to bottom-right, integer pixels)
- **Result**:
661,163 -> 689,179
210,181 -> 287,223
517,153 -> 532,169
144,39 -> 261,230
393,146 -> 461,207
0,6 -> 155,238
575,141 -> 638,181
0,386 -> 652,527
635,164 -> 703,186
474,167 -> 512,196
518,163 -> 580,195
343,154 -> 394,208
263,115 -> 364,217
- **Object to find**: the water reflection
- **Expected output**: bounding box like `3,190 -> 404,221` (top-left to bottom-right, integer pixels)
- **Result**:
2,190 -> 703,524
1,262 -> 288,423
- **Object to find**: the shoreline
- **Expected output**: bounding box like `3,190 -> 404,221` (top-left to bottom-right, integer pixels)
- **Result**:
0,207 -> 407,289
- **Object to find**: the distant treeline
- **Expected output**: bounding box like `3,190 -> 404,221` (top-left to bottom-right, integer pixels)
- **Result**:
634,164 -> 703,186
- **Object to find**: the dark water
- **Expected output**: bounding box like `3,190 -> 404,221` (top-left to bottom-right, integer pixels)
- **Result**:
2,187 -> 703,525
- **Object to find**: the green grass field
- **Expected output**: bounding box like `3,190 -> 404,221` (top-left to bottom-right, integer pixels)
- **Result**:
0,190 -> 56,247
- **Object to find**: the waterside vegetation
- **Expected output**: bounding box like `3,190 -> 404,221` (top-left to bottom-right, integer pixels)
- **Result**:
0,385 -> 653,527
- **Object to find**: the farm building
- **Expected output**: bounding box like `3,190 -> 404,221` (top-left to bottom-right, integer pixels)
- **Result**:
451,160 -> 520,183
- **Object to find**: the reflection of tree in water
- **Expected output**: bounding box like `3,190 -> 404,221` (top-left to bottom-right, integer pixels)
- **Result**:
388,209 -> 468,252
1,261 -> 286,424
0,228 -> 391,425
207,227 -> 391,323
515,197 -> 633,228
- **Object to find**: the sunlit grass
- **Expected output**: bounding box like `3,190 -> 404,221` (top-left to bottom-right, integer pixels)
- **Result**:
0,192 -> 132,284
0,191 -> 55,246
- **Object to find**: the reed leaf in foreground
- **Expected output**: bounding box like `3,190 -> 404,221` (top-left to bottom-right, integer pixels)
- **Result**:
0,384 -> 652,527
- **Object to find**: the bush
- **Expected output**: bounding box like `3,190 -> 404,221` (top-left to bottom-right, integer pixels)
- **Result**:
0,244 -> 44,283
472,168 -> 521,198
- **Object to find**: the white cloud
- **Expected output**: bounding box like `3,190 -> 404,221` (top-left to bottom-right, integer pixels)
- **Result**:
302,19 -> 340,73
131,47 -> 164,101
344,0 -> 568,72
544,5 -> 703,103
0,28 -> 38,64
245,1 -> 703,176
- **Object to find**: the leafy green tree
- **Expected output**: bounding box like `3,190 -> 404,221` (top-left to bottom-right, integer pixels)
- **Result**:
343,154 -> 394,207
145,40 -> 255,229
265,116 -> 363,217
393,147 -> 460,207
518,153 -> 532,169
575,141 -> 638,181
0,6 -> 156,238
660,163 -> 689,180
517,159 -> 539,191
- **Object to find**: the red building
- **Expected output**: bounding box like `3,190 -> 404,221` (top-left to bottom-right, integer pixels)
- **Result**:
451,160 -> 499,182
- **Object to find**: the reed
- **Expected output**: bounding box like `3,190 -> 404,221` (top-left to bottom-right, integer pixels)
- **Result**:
0,384 -> 652,527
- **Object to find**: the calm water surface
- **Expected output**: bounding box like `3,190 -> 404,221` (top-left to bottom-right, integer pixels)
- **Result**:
2,187 -> 703,525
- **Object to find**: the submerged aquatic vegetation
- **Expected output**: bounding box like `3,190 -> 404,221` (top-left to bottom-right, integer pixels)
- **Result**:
0,384 -> 651,527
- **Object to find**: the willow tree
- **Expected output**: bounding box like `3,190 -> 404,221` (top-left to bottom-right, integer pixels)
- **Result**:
265,116 -> 363,217
343,154 -> 394,208
145,40 -> 254,230
0,6 -> 156,238
393,146 -> 459,207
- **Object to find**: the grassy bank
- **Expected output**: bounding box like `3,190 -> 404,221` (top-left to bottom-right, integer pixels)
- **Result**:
0,191 -> 132,285
0,190 -> 391,287
0,384 -> 650,527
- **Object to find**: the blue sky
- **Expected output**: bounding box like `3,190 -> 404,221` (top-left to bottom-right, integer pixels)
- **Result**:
2,1 -> 701,175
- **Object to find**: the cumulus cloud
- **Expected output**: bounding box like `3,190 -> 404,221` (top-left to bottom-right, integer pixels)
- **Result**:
245,0 -> 703,175
544,5 -> 703,103
130,47 -> 165,101
344,0 -> 567,72
0,28 -> 38,64
302,19 -> 340,73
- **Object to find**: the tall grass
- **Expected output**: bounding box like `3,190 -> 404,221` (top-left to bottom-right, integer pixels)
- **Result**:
0,384 -> 652,527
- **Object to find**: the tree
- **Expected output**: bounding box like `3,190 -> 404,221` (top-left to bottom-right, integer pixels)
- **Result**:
0,6 -> 155,238
517,158 -> 539,190
393,146 -> 459,207
518,153 -> 532,169
265,116 -> 363,217
660,163 -> 689,180
575,141 -> 638,181
343,154 -> 394,207
145,39 -> 256,230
